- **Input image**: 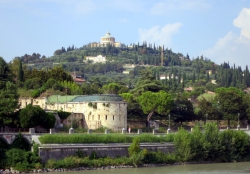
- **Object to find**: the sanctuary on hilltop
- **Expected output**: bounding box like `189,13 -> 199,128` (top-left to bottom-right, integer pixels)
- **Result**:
90,31 -> 126,48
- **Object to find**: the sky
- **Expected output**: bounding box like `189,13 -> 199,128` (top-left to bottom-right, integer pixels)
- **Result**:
0,0 -> 250,68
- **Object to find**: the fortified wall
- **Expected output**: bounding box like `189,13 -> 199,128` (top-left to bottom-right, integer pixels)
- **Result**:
19,95 -> 127,131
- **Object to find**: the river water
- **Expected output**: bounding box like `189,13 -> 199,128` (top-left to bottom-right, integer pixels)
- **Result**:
48,162 -> 250,174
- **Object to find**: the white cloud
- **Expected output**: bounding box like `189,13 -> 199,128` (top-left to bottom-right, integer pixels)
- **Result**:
233,8 -> 250,39
201,8 -> 250,68
138,23 -> 182,47
150,0 -> 210,15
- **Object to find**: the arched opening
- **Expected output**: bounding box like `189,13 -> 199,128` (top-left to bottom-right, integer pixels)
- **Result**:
0,137 -> 9,149
10,134 -> 31,151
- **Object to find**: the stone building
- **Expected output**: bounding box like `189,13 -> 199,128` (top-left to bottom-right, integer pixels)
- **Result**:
90,31 -> 125,48
19,95 -> 127,131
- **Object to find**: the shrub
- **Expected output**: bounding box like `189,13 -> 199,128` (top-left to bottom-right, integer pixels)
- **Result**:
220,130 -> 250,162
203,122 -> 223,161
128,137 -> 141,157
189,125 -> 207,161
173,127 -> 192,162
6,149 -> 34,171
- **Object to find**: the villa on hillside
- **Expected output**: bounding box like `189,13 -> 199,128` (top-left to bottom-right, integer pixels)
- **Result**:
89,31 -> 126,48
71,72 -> 86,85
160,74 -> 183,82
85,55 -> 106,63
19,95 -> 127,131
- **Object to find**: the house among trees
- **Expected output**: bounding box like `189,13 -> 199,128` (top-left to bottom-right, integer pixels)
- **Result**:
71,72 -> 86,85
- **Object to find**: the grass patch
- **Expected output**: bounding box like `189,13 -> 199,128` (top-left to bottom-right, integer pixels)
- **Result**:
39,133 -> 174,144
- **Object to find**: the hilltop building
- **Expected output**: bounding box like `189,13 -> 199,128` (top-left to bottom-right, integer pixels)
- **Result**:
90,31 -> 126,48
19,95 -> 127,131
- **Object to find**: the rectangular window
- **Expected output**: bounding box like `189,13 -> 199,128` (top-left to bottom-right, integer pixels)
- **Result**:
113,115 -> 114,120
105,115 -> 107,120
98,115 -> 100,120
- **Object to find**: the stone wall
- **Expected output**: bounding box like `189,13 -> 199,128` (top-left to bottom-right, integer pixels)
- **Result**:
39,143 -> 174,162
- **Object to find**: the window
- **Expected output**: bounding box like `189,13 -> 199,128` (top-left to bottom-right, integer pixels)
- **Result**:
113,115 -> 114,120
98,115 -> 100,120
105,115 -> 107,120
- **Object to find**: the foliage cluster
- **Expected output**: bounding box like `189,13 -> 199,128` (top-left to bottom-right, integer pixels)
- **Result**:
174,122 -> 250,162
19,104 -> 56,129
0,133 -> 41,171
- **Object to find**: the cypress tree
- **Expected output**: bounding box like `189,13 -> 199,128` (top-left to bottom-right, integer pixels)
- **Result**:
192,72 -> 195,83
18,60 -> 24,82
206,72 -> 209,83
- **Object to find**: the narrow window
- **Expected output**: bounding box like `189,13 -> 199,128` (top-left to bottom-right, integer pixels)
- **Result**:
113,115 -> 114,120
105,115 -> 107,120
98,115 -> 100,120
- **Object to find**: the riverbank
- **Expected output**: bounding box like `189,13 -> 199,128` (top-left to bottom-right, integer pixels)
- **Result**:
0,161 -> 216,174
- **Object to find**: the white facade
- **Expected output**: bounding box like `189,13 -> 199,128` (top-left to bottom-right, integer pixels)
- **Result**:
85,55 -> 106,63
19,95 -> 127,131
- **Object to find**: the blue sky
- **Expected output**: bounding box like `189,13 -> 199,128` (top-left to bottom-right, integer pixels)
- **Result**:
1,0 -> 250,68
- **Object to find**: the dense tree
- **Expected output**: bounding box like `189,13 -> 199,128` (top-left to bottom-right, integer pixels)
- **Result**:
215,87 -> 245,128
19,104 -> 55,129
0,57 -> 12,88
18,60 -> 24,82
131,69 -> 164,97
137,90 -> 174,127
171,94 -> 195,124
0,82 -> 19,126
197,97 -> 221,123
102,82 -> 128,94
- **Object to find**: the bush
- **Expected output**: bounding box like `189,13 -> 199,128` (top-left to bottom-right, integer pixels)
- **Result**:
128,138 -> 141,157
173,127 -> 192,162
220,130 -> 250,162
189,125 -> 207,161
5,148 -> 41,171
19,104 -> 55,129
203,122 -> 223,161
31,89 -> 40,98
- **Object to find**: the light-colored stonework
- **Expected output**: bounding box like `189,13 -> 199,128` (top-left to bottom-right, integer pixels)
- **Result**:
89,31 -> 125,48
19,95 -> 127,131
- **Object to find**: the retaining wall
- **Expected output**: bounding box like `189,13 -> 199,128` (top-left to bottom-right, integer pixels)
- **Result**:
39,143 -> 174,162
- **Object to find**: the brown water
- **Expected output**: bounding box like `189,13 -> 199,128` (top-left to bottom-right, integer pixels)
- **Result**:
48,162 -> 250,174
